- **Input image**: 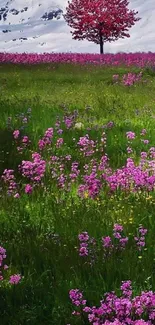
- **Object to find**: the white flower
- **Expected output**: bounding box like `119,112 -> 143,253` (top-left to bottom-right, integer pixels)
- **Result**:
74,122 -> 84,130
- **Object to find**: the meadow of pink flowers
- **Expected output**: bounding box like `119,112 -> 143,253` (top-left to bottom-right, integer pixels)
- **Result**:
1,54 -> 155,324
1,52 -> 155,67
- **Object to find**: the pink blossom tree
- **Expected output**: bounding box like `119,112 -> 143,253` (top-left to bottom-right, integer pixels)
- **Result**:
64,0 -> 141,54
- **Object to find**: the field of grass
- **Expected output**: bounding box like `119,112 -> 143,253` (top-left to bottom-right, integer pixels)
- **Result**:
1,62 -> 155,325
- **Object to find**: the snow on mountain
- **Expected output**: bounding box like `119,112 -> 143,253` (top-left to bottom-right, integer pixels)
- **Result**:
0,0 -> 63,24
0,0 -> 64,52
0,0 -> 155,53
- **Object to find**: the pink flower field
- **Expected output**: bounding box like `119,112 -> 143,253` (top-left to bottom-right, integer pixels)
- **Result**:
0,51 -> 155,324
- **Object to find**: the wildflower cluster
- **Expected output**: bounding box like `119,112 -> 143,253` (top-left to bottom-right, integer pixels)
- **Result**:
68,281 -> 155,324
2,112 -> 155,200
77,134 -> 96,157
19,153 -> 46,194
0,246 -> 21,285
78,173 -> 102,199
38,127 -> 54,150
64,112 -> 78,129
78,232 -> 90,257
19,153 -> 46,183
113,72 -> 143,86
0,246 -> 8,281
104,156 -> 155,193
1,169 -> 19,198
134,225 -> 148,251
13,130 -> 31,153
7,108 -> 31,131
122,72 -> 143,86
113,224 -> 128,249
78,224 -> 147,263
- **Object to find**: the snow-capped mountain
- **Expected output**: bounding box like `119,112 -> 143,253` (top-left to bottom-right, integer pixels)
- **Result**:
0,0 -> 155,53
0,0 -> 64,52
0,0 -> 63,24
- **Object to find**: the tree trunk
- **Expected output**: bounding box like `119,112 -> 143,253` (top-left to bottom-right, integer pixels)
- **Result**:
99,31 -> 104,54
100,40 -> 104,54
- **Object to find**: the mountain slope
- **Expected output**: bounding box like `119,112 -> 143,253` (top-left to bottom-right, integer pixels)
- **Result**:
0,0 -> 64,51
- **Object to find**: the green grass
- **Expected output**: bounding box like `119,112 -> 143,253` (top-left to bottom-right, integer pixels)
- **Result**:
1,63 -> 155,324
0,63 -> 155,128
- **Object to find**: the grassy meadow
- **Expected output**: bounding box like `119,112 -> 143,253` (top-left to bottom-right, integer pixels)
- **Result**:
1,62 -> 155,324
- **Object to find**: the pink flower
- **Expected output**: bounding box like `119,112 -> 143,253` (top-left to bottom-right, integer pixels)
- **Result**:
25,184 -> 33,194
22,136 -> 29,144
127,147 -> 133,154
126,131 -> 136,140
22,117 -> 28,124
14,193 -> 20,198
9,274 -> 21,285
141,139 -> 149,144
56,138 -> 64,148
13,130 -> 20,139
38,128 -> 54,150
140,129 -> 147,136
140,151 -> 147,159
